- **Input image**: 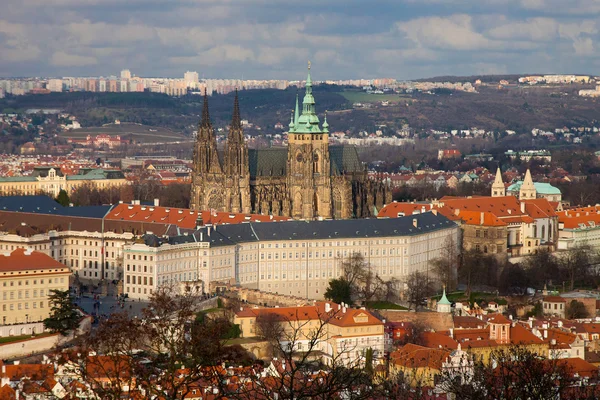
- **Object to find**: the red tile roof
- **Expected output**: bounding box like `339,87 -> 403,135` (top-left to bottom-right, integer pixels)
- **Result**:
391,344 -> 450,370
105,204 -> 290,230
0,248 -> 67,273
377,203 -> 433,218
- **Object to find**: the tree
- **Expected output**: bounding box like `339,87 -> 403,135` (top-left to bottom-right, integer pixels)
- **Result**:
431,236 -> 459,291
340,252 -> 390,304
405,271 -> 434,310
559,245 -> 594,291
566,300 -> 589,319
439,346 -> 579,400
324,278 -> 352,305
55,189 -> 70,207
43,289 -> 79,335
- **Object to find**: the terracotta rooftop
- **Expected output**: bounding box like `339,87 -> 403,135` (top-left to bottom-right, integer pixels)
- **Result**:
391,344 -> 450,370
0,248 -> 67,273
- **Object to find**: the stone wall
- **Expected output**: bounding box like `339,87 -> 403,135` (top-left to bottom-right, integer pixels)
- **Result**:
224,285 -> 311,308
0,322 -> 45,338
0,334 -> 61,360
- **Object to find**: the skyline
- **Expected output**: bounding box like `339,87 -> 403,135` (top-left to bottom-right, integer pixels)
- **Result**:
0,1 -> 599,80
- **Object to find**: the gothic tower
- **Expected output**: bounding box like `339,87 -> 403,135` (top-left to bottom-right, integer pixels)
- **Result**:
287,63 -> 332,219
190,90 -> 225,211
491,167 -> 505,197
519,168 -> 537,200
224,90 -> 251,213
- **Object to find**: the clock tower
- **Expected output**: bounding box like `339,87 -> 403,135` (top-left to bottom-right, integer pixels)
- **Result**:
287,62 -> 332,219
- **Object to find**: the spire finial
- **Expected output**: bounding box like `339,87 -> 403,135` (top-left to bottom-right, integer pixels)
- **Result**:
294,92 -> 300,127
201,88 -> 211,128
231,88 -> 241,130
308,60 -> 311,70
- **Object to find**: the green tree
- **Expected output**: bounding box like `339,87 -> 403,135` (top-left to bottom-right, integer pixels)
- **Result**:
43,289 -> 79,335
324,278 -> 352,305
55,189 -> 70,207
364,347 -> 374,376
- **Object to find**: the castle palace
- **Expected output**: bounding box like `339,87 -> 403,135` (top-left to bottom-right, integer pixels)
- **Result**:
190,66 -> 390,220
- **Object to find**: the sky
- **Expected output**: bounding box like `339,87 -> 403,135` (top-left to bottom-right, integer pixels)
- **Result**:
0,0 -> 599,80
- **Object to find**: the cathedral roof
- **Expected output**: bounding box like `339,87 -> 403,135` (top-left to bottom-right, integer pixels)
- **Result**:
247,146 -> 364,178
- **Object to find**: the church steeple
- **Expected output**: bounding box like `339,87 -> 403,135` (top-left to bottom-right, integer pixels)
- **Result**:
194,89 -> 221,174
229,89 -> 243,140
519,168 -> 536,200
293,61 -> 322,134
491,167 -> 505,197
200,89 -> 211,130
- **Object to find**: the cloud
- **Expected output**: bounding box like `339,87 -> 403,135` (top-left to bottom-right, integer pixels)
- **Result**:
51,51 -> 97,67
0,0 -> 599,79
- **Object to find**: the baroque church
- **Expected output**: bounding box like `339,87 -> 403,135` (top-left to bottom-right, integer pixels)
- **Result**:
190,65 -> 390,220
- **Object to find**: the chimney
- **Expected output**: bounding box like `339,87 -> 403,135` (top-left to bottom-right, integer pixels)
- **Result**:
325,303 -> 331,313
528,318 -> 533,329
154,198 -> 160,206
449,328 -> 454,338
544,329 -> 548,339
454,209 -> 460,216
558,320 -> 563,328
413,218 -> 418,228
480,212 -> 484,225
520,202 -> 526,213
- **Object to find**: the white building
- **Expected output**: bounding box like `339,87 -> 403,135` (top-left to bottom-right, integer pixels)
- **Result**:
120,69 -> 131,80
47,79 -> 63,92
122,212 -> 460,300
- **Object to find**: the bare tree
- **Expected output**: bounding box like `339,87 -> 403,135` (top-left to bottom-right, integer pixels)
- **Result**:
405,271 -> 434,311
431,236 -> 459,291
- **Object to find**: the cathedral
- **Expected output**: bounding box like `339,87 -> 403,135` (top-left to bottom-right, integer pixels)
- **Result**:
190,65 -> 390,219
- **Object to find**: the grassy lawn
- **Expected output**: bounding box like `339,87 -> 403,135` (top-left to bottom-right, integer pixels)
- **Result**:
338,91 -> 407,104
0,333 -> 53,345
366,301 -> 408,310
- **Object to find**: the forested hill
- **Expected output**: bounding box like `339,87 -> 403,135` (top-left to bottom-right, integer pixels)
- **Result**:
1,82 -> 599,136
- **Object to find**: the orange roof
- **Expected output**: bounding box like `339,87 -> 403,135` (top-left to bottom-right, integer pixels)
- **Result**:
2,364 -> 53,381
487,314 -> 512,325
558,358 -> 599,378
558,210 -> 600,230
522,198 -> 557,218
0,385 -> 16,400
0,248 -> 67,273
450,210 -> 506,227
544,328 -> 577,345
421,331 -> 458,350
377,202 -> 433,218
235,302 -> 383,328
105,203 -> 290,229
510,324 -> 544,345
543,296 -> 567,303
391,344 -> 450,370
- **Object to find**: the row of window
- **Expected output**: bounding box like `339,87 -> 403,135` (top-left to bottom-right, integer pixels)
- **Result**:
2,301 -> 48,311
2,277 -> 63,287
1,288 -> 52,299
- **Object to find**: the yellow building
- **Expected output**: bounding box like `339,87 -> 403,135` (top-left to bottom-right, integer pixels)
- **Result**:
0,167 -> 127,197
0,248 -> 70,325
390,343 -> 451,387
233,302 -> 385,367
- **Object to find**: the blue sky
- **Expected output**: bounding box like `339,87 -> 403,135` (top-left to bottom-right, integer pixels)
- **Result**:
0,0 -> 599,80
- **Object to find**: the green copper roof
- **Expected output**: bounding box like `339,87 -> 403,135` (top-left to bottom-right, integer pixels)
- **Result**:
438,287 -> 451,305
289,62 -> 324,134
507,181 -> 561,195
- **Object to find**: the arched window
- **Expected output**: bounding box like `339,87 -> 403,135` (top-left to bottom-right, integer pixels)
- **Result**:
541,225 -> 546,241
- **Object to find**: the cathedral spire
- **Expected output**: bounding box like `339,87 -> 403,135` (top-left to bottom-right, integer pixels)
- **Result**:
200,88 -> 211,129
293,61 -> 322,134
294,92 -> 300,128
231,89 -> 241,130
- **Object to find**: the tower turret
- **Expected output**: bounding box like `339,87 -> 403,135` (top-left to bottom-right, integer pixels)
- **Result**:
519,168 -> 537,200
491,167 -> 505,197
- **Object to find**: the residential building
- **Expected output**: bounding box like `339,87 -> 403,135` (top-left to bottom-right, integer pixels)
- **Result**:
0,248 -> 70,325
120,69 -> 131,80
233,302 -> 385,367
557,207 -> 600,250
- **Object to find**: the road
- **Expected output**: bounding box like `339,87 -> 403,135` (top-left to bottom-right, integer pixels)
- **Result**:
75,295 -> 149,319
